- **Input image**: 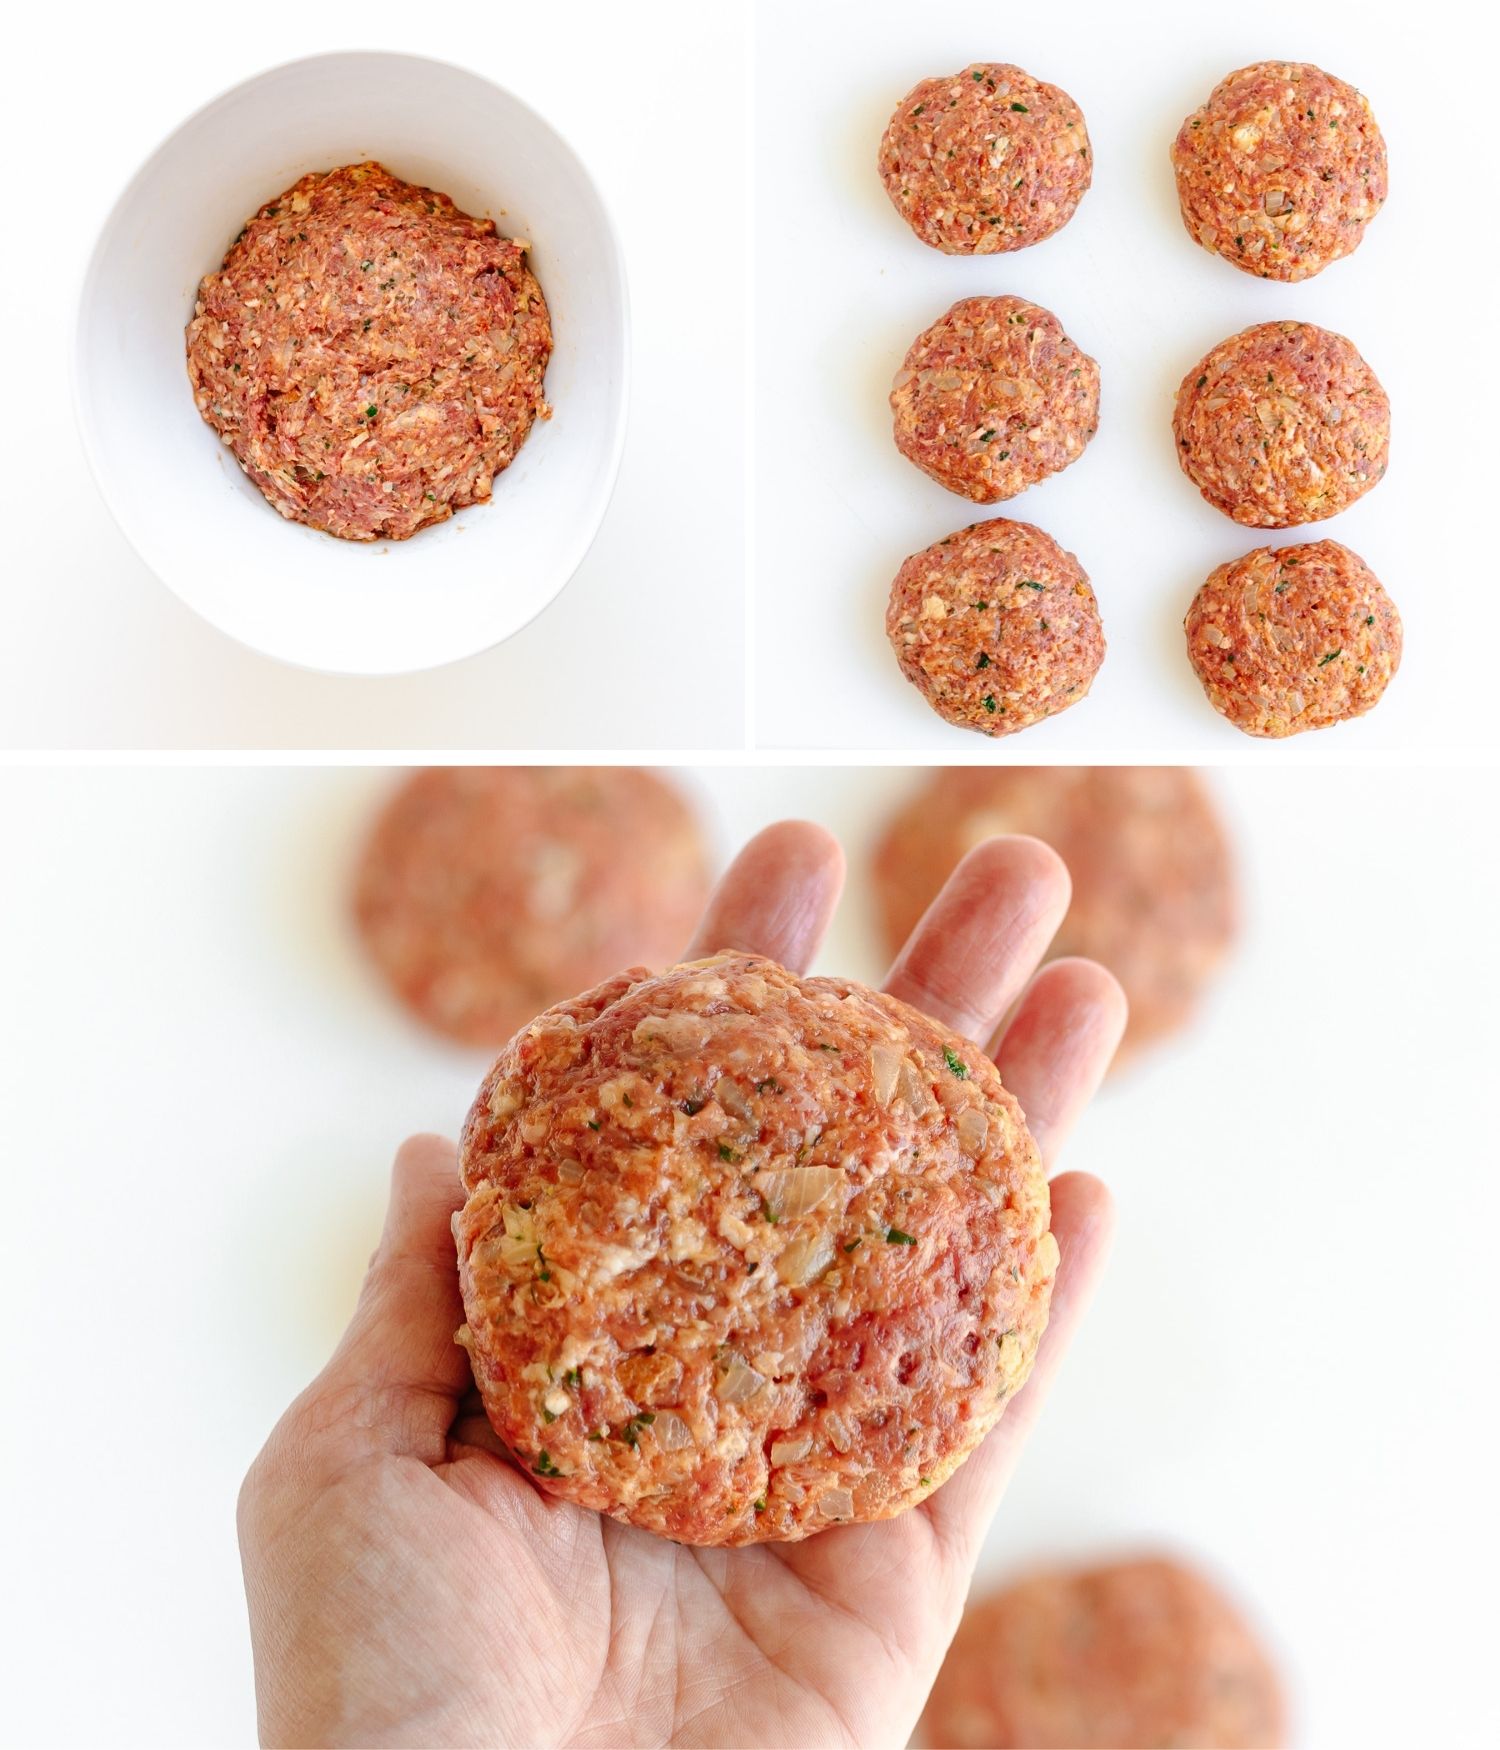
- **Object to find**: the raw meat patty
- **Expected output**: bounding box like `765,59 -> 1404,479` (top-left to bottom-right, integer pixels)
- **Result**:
886,520 -> 1104,736
353,767 -> 710,1047
920,1556 -> 1286,1748
892,297 -> 1099,502
879,63 -> 1092,254
1172,61 -> 1387,281
1174,322 -> 1390,526
1186,540 -> 1401,737
186,162 -> 552,541
872,767 -> 1236,1062
455,951 -> 1056,1546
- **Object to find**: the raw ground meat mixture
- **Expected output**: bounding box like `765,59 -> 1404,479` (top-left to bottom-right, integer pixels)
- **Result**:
1174,322 -> 1389,527
892,296 -> 1099,502
455,951 -> 1056,1546
1172,61 -> 1387,281
186,162 -> 552,541
879,63 -> 1092,254
353,767 -> 710,1048
920,1556 -> 1286,1749
1185,539 -> 1401,737
872,767 -> 1237,1063
886,519 -> 1104,736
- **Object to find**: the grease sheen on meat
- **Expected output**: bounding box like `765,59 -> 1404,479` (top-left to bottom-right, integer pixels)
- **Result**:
455,952 -> 1056,1546
921,1557 -> 1286,1749
186,162 -> 552,541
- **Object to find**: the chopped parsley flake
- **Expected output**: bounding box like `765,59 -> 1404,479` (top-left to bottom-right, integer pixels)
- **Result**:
943,1047 -> 970,1079
1017,579 -> 1044,591
1317,650 -> 1342,667
976,652 -> 991,669
718,1143 -> 740,1163
364,405 -> 377,419
886,1227 -> 918,1246
533,1451 -> 562,1477
982,695 -> 997,713
1010,101 -> 1029,112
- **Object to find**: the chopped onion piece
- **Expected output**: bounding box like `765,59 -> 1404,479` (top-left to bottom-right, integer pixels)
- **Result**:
956,1107 -> 989,1157
871,1043 -> 902,1106
818,1487 -> 854,1519
715,1353 -> 767,1404
715,1077 -> 752,1119
652,1409 -> 695,1451
824,1410 -> 854,1454
776,1229 -> 837,1287
770,1435 -> 813,1466
754,1165 -> 843,1220
556,1158 -> 584,1185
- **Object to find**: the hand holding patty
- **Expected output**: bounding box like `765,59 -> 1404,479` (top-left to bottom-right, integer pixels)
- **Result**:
237,822 -> 1124,1747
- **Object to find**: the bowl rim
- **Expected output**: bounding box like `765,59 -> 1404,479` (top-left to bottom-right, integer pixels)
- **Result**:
71,46 -> 632,678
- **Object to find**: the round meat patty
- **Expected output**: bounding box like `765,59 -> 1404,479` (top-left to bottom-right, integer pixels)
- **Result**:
886,520 -> 1104,736
878,63 -> 1092,254
1186,540 -> 1401,737
920,1556 -> 1286,1749
872,767 -> 1236,1062
353,767 -> 710,1048
1174,322 -> 1389,526
454,951 -> 1056,1546
1172,61 -> 1387,281
892,297 -> 1099,502
186,162 -> 552,541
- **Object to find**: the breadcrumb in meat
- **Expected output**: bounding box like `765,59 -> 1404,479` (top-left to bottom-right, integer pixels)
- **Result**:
186,162 -> 552,542
455,951 -> 1055,1546
879,63 -> 1092,254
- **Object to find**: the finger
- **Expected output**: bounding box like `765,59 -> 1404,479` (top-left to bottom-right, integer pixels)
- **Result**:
994,959 -> 1128,1166
288,1135 -> 471,1465
883,837 -> 1071,1045
922,1172 -> 1115,1565
682,820 -> 846,972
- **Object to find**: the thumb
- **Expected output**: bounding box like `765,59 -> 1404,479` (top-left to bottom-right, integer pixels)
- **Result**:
292,1134 -> 473,1467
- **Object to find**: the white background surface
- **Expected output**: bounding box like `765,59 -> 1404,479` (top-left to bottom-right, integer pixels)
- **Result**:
752,0 -> 1496,756
0,3 -> 748,749
3,766 -> 1498,1747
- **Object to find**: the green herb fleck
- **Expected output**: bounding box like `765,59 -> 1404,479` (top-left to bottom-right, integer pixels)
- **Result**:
1196,375 -> 1207,388
972,599 -> 988,610
1318,650 -> 1342,667
976,652 -> 990,669
943,1047 -> 969,1079
587,1119 -> 601,1131
1010,101 -> 1029,112
365,404 -> 377,419
753,1498 -> 767,1513
718,1143 -> 740,1163
982,695 -> 997,714
533,1451 -> 562,1477
886,1227 -> 918,1246
978,429 -> 997,443
1017,579 -> 1044,591
564,1369 -> 581,1388
1365,614 -> 1375,626
843,1238 -> 862,1254
620,1412 -> 656,1447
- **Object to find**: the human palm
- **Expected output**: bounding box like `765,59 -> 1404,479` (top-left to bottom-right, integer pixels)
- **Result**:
240,823 -> 1123,1748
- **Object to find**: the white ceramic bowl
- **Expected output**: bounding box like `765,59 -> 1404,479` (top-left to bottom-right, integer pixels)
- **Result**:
76,52 -> 628,674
